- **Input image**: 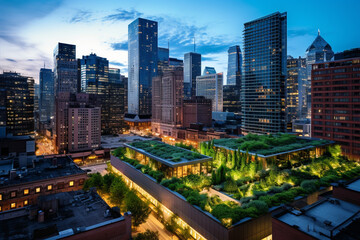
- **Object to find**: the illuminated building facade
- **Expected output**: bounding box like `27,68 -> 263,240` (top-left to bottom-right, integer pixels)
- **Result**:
182,96 -> 212,128
0,72 -> 34,137
184,52 -> 201,99
223,85 -> 241,114
311,57 -> 360,160
39,68 -> 54,123
227,45 -> 242,86
196,73 -> 223,112
242,12 -> 287,134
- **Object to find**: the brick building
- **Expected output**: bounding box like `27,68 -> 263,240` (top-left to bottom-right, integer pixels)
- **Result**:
182,96 -> 212,128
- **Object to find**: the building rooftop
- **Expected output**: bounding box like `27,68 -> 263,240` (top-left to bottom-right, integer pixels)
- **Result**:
0,190 -> 128,239
125,140 -> 212,167
276,198 -> 360,240
101,134 -> 157,149
346,178 -> 360,193
0,156 -> 85,188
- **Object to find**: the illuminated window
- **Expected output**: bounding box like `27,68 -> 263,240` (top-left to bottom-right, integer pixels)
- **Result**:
35,187 -> 41,193
0,194 -> 2,201
0,206 -> 2,211
69,181 -> 74,187
10,191 -> 16,198
11,203 -> 16,209
23,189 -> 29,195
47,185 -> 53,191
24,200 -> 28,206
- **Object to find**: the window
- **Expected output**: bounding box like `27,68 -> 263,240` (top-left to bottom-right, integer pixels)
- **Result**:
35,187 -> 41,193
0,194 -> 2,201
69,181 -> 74,187
23,189 -> 29,195
11,203 -> 16,209
47,185 -> 53,191
0,206 -> 2,211
24,200 -> 28,206
10,191 -> 16,198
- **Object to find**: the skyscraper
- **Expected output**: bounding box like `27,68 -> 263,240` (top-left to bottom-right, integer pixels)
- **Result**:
39,68 -> 54,123
196,73 -> 223,112
184,52 -> 201,99
158,47 -> 169,74
0,72 -> 34,137
127,18 -> 158,126
227,45 -> 242,86
286,56 -> 307,124
305,31 -> 334,119
203,66 -> 216,75
223,85 -> 241,114
53,43 -> 78,94
242,12 -> 287,134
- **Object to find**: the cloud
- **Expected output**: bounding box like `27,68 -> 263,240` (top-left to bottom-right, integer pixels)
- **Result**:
110,61 -> 125,67
69,10 -> 92,23
288,28 -> 313,38
110,42 -> 128,51
6,58 -> 17,63
103,8 -> 142,22
202,56 -> 218,61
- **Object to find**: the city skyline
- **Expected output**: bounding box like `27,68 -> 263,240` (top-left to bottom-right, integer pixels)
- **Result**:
1,0 -> 359,83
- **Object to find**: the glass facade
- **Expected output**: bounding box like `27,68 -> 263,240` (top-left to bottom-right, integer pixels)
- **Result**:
53,43 -> 77,94
196,73 -> 223,112
223,85 -> 241,114
128,18 -> 158,116
39,68 -> 54,123
227,45 -> 242,86
242,12 -> 287,134
203,66 -> 216,75
184,52 -> 201,99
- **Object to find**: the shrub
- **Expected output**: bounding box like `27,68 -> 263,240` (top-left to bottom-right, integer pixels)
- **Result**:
300,180 -> 319,193
224,179 -> 238,193
243,200 -> 269,215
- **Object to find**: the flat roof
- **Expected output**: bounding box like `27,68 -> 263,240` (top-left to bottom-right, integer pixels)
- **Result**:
276,198 -> 360,240
0,191 -> 126,239
124,141 -> 212,167
0,156 -> 85,188
346,178 -> 360,192
101,134 -> 157,149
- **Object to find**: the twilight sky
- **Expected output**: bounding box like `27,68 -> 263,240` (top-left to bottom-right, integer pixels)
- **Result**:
0,0 -> 359,83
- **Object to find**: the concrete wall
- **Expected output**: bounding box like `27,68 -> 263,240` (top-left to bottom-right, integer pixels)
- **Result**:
111,155 -> 272,240
333,186 -> 360,206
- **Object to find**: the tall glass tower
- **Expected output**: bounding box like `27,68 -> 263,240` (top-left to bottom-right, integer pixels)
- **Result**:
184,52 -> 201,99
127,18 -> 158,118
39,68 -> 54,123
242,12 -> 287,134
80,53 -> 109,94
227,45 -> 242,86
53,43 -> 77,95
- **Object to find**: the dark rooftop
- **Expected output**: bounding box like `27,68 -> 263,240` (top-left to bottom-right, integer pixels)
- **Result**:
345,178 -> 360,193
0,190 -> 127,240
0,156 -> 85,188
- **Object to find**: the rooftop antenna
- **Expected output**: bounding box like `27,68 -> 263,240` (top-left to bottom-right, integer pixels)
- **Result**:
193,36 -> 196,52
318,29 -> 320,36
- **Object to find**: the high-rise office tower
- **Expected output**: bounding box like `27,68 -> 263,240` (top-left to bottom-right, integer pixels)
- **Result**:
311,57 -> 360,160
158,47 -> 169,74
242,12 -> 287,134
55,92 -> 100,153
184,52 -> 201,99
196,73 -> 223,112
39,68 -> 54,123
127,18 -> 158,128
152,68 -> 183,137
53,43 -> 78,94
305,31 -> 334,119
286,56 -> 307,124
227,45 -> 242,86
0,72 -> 34,137
203,67 -> 216,75
223,85 -> 241,114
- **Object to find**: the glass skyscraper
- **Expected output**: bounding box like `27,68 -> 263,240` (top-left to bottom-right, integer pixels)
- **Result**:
39,68 -> 54,123
227,45 -> 242,86
203,66 -> 216,75
184,52 -> 201,99
242,12 -> 287,134
196,73 -> 223,112
80,53 -> 109,94
127,18 -> 158,117
53,43 -> 78,95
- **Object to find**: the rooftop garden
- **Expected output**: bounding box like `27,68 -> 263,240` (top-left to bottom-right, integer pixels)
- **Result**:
128,140 -> 206,163
112,139 -> 360,228
212,133 -> 331,156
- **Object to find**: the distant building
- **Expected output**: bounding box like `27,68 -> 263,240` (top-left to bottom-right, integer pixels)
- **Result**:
227,45 -> 242,86
184,52 -> 201,99
53,43 -> 78,94
311,57 -> 360,160
305,31 -> 334,118
196,73 -> 223,112
126,18 -> 158,126
182,96 -> 212,128
242,12 -> 287,134
55,93 -> 101,153
203,66 -> 216,75
223,85 -> 241,114
292,119 -> 311,137
158,47 -> 169,74
334,48 -> 360,60
0,72 -> 34,137
286,56 -> 307,123
152,69 -> 183,138
39,68 -> 54,123
169,58 -> 183,68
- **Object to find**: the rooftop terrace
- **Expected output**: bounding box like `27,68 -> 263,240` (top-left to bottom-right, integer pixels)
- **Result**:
125,140 -> 212,167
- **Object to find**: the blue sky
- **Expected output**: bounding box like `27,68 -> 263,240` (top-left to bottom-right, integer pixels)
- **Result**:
0,0 -> 359,83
